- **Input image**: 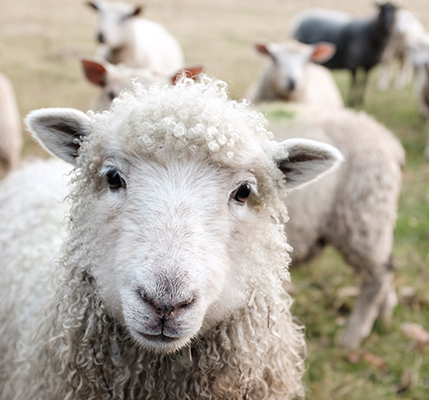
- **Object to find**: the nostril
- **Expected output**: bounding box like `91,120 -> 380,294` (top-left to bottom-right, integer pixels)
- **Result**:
97,32 -> 105,43
138,290 -> 195,316
175,297 -> 196,310
287,78 -> 296,91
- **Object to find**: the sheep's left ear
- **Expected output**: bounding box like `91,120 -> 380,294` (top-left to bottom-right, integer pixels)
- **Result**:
272,138 -> 343,190
130,6 -> 143,17
25,108 -> 92,165
171,66 -> 204,85
310,42 -> 336,63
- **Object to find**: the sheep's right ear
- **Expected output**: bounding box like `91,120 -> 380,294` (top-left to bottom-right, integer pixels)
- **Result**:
25,108 -> 92,165
82,58 -> 108,87
272,138 -> 343,191
310,42 -> 336,63
87,1 -> 100,11
254,43 -> 271,56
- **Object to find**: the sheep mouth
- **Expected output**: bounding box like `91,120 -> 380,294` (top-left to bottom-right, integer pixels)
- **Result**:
139,332 -> 179,343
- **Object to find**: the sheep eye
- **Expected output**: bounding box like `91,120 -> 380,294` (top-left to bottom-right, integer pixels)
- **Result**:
108,91 -> 116,101
234,183 -> 251,203
106,169 -> 125,191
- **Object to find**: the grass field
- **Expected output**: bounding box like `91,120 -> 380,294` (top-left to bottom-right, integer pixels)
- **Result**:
1,0 -> 428,398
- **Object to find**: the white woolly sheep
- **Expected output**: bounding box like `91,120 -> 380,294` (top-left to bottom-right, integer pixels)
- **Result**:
0,72 -> 22,175
81,56 -> 203,110
259,102 -> 405,349
246,40 -> 344,109
0,76 -> 343,399
87,1 -> 184,76
378,9 -> 426,91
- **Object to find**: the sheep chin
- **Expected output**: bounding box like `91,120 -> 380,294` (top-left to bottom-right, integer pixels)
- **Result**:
129,328 -> 193,354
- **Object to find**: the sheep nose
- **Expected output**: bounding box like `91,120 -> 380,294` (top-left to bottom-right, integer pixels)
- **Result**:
97,32 -> 105,43
140,293 -> 194,319
286,78 -> 296,91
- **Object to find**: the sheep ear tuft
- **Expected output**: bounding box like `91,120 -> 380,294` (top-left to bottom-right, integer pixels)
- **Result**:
25,108 -> 92,165
273,138 -> 343,191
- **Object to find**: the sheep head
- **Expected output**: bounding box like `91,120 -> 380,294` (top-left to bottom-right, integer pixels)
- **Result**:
81,56 -> 203,110
26,77 -> 342,354
254,40 -> 336,99
87,1 -> 142,49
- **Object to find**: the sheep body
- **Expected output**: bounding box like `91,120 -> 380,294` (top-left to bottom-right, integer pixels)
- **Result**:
247,40 -> 343,109
292,3 -> 397,105
260,103 -> 405,348
0,77 -> 342,399
0,72 -> 22,174
89,1 -> 184,75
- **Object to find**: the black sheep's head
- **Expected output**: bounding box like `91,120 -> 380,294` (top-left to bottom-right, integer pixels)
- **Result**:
376,2 -> 397,32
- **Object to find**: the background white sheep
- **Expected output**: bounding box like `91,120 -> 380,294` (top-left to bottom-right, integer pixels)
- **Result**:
246,40 -> 344,109
87,1 -> 185,76
0,72 -> 22,175
81,56 -> 203,110
259,103 -> 405,349
378,9 -> 426,91
0,77 -> 342,399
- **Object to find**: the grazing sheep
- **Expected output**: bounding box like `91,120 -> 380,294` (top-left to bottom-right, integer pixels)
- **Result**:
0,76 -> 343,399
246,40 -> 344,109
259,102 -> 405,349
87,1 -> 184,75
378,9 -> 426,90
81,56 -> 203,110
292,3 -> 397,106
0,72 -> 22,175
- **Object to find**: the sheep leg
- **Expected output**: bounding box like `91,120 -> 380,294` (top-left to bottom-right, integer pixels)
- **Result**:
348,69 -> 367,107
414,66 -> 429,117
357,69 -> 369,106
378,62 -> 391,91
347,69 -> 358,107
341,266 -> 395,349
395,53 -> 411,89
425,119 -> 429,159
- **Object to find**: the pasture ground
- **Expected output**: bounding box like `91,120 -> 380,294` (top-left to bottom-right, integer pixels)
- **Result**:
0,0 -> 428,398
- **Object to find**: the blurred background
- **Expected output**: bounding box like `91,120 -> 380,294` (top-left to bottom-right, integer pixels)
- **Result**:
0,0 -> 428,398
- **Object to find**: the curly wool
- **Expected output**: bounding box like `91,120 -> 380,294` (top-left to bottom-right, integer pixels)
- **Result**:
1,77 -> 306,399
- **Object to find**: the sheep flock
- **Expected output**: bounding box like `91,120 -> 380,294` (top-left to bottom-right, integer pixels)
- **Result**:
0,0 -> 428,399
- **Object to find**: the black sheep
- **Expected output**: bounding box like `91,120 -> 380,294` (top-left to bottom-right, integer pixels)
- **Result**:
292,3 -> 397,106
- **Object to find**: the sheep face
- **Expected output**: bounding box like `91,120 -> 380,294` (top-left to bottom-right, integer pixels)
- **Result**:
88,1 -> 141,49
377,2 -> 397,34
255,41 -> 336,99
26,78 -> 342,354
92,156 -> 263,353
